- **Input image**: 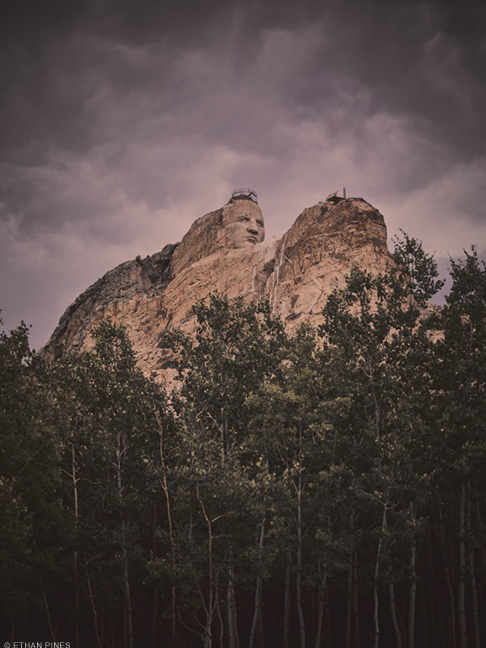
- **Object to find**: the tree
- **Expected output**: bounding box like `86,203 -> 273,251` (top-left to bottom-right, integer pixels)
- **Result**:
0,317 -> 71,641
430,249 -> 486,648
319,234 -> 444,648
44,319 -> 170,647
165,293 -> 289,647
393,230 -> 444,307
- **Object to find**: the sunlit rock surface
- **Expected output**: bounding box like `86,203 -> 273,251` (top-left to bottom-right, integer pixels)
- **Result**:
43,195 -> 395,384
270,198 -> 393,331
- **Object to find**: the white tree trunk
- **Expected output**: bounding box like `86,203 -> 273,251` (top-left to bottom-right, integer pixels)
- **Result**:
346,552 -> 353,648
352,551 -> 360,648
284,554 -> 291,648
314,566 -> 327,648
116,433 -> 133,648
249,522 -> 265,648
467,501 -> 481,648
71,441 -> 80,648
227,556 -> 238,648
85,553 -> 103,648
296,472 -> 306,648
157,414 -> 177,638
374,502 -> 388,648
197,487 -> 215,648
408,502 -> 416,648
390,583 -> 402,648
459,484 -> 468,648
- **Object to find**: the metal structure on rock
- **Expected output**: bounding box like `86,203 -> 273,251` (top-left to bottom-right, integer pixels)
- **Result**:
231,188 -> 258,203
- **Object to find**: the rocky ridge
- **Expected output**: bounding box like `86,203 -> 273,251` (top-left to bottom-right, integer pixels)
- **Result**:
43,196 -> 395,384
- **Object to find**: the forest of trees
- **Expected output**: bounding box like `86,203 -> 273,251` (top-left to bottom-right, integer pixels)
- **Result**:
1,235 -> 485,648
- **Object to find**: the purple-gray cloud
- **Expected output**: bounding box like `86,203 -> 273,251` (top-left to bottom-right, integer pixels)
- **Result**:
1,0 -> 485,349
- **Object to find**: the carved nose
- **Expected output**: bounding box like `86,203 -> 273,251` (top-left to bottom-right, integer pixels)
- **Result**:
247,218 -> 259,234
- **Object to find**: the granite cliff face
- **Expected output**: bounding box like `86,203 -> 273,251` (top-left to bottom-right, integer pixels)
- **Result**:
43,194 -> 395,384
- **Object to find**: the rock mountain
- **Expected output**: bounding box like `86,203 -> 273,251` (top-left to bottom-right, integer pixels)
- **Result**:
44,190 -> 395,384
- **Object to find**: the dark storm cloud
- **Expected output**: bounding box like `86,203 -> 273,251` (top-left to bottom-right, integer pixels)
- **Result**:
3,0 -> 484,160
2,0 -> 484,156
1,0 -> 485,348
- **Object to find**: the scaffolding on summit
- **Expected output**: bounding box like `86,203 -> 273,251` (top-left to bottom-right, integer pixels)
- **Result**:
326,187 -> 347,203
231,188 -> 258,203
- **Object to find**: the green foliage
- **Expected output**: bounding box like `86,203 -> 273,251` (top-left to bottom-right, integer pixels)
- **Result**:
431,248 -> 486,490
168,293 -> 287,424
0,317 -> 70,624
393,229 -> 444,304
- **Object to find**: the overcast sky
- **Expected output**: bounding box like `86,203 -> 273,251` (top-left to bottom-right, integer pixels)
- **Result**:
1,0 -> 485,350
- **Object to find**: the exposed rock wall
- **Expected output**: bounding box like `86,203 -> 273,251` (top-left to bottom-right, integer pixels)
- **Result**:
269,198 -> 393,331
43,196 -> 395,384
46,244 -> 177,352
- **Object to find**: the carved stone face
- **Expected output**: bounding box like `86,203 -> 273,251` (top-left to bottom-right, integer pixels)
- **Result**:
222,200 -> 265,249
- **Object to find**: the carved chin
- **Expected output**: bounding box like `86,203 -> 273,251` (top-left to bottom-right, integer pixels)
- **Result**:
227,233 -> 262,248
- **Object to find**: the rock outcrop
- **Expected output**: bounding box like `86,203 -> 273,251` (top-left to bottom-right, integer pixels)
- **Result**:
43,194 -> 395,384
